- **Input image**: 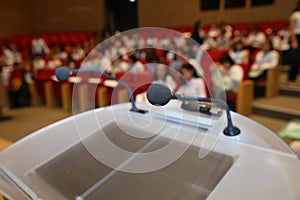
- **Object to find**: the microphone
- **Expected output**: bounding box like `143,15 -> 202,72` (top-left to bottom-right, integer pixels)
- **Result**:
55,66 -> 147,113
146,83 -> 240,136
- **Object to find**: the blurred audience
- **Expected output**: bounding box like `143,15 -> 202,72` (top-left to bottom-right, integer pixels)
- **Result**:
248,40 -> 279,80
47,54 -> 62,69
246,25 -> 267,49
216,29 -> 231,50
176,63 -> 206,97
269,30 -> 281,50
288,1 -> 300,86
31,35 -> 49,57
207,24 -> 220,39
128,54 -> 145,74
218,54 -> 244,94
32,56 -> 46,70
219,20 -> 233,39
215,54 -> 244,110
191,20 -> 204,45
0,60 -> 10,121
110,56 -> 129,77
153,64 -> 177,92
1,46 -> 14,67
8,63 -> 33,108
10,44 -> 23,66
71,45 -> 86,61
0,19 -> 297,115
229,40 -> 249,65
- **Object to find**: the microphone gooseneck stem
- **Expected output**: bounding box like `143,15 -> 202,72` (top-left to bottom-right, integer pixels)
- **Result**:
72,68 -> 138,111
172,94 -> 240,136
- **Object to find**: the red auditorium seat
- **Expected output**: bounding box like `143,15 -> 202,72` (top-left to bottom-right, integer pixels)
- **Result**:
35,69 -> 55,96
48,34 -> 60,46
69,34 -> 80,45
202,25 -> 210,34
233,23 -> 251,36
19,36 -> 32,50
207,49 -> 225,63
274,21 -> 286,30
58,34 -> 68,45
116,72 -> 132,83
239,63 -> 251,80
259,22 -> 274,34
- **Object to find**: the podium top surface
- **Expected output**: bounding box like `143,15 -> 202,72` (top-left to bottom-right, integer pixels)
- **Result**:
0,101 -> 300,200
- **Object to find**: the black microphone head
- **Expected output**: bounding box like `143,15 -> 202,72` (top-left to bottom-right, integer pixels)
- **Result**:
146,83 -> 172,106
55,67 -> 70,81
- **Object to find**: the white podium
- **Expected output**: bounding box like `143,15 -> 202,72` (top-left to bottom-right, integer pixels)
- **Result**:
1,101 -> 300,200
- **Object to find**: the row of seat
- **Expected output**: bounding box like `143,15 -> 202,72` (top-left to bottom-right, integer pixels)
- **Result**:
206,48 -> 280,116
170,20 -> 287,36
25,62 -> 278,117
27,69 -> 154,113
0,31 -> 97,49
1,19 -> 287,50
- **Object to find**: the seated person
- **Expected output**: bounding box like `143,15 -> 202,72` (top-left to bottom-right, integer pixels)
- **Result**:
8,63 -> 34,108
54,46 -> 68,61
136,63 -> 176,102
1,45 -> 14,67
218,54 -> 244,94
269,30 -> 281,50
10,44 -> 23,66
176,63 -> 206,98
110,56 -> 129,77
46,54 -> 62,69
202,37 -> 217,50
278,23 -> 290,51
232,30 -> 247,44
32,56 -> 46,70
169,54 -> 184,72
71,45 -> 86,61
219,20 -> 233,39
216,29 -> 231,50
153,64 -> 177,92
207,24 -> 220,39
159,34 -> 171,48
128,54 -> 145,74
31,35 -> 49,57
229,40 -> 249,65
246,25 -> 266,49
248,40 -> 279,80
0,64 -> 10,121
214,54 -> 244,110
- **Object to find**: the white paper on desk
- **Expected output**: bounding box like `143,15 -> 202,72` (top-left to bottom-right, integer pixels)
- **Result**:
51,75 -> 59,82
68,76 -> 82,83
88,78 -> 102,84
104,80 -> 119,88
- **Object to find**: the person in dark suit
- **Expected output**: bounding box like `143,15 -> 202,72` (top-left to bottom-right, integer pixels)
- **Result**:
288,0 -> 300,86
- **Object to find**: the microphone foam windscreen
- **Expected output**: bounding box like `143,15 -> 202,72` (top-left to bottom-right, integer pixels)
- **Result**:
55,67 -> 70,81
146,83 -> 172,106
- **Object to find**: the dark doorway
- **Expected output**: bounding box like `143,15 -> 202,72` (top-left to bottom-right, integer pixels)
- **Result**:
106,0 -> 138,32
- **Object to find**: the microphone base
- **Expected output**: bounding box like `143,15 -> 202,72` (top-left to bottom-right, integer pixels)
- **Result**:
223,127 -> 241,136
130,109 -> 148,114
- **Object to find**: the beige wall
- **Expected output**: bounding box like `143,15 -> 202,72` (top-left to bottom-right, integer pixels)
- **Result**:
28,0 -> 106,33
0,0 -> 106,39
138,0 -> 200,27
0,0 -> 297,39
138,0 -> 297,27
0,0 -> 31,39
